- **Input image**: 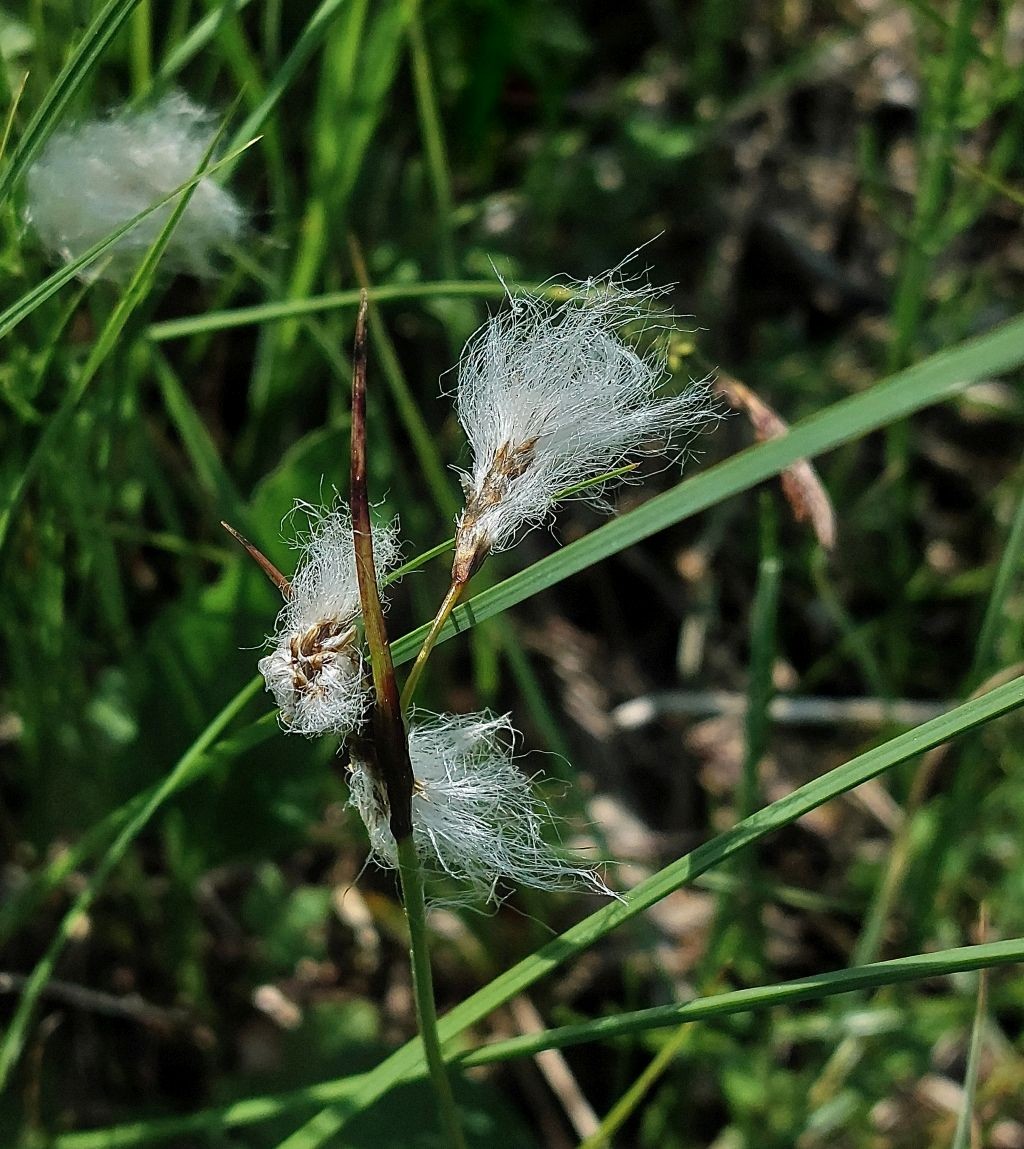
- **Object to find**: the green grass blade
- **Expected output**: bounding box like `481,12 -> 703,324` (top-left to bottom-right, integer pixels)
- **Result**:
0,0 -> 146,204
969,459 -> 1024,686
407,12 -> 456,276
951,955 -> 989,1149
149,346 -> 246,519
223,0 -> 353,159
459,938 -> 1020,1067
389,311 -> 1024,666
144,280 -> 543,341
155,0 -> 256,84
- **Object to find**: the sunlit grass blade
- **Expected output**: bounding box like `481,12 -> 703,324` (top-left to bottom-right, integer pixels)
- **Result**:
145,280 -> 548,341
407,12 -> 456,276
222,0 -> 355,159
0,0 -> 146,204
458,937 -> 1021,1068
50,675 -> 1024,1147
155,0 -> 255,84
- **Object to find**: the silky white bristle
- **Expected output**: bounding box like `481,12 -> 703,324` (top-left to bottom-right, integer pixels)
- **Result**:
348,710 -> 613,905
257,500 -> 401,739
25,91 -> 244,282
452,267 -> 717,575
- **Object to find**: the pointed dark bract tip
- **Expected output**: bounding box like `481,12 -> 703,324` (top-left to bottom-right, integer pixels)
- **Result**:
221,519 -> 291,599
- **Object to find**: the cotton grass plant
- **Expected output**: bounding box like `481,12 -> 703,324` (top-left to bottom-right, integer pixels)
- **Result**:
6,6 -> 1024,1147
219,284 -> 708,1142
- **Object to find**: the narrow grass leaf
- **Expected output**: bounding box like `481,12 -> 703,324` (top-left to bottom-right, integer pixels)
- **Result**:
0,0 -> 145,203
459,938 -> 1021,1067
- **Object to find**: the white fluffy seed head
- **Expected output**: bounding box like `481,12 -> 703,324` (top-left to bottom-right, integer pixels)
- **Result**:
348,711 -> 613,905
257,501 -> 402,739
24,91 -> 244,282
452,267 -> 717,579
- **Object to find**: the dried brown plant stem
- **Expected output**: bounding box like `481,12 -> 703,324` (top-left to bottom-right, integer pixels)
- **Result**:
349,293 -> 414,841
349,292 -> 467,1149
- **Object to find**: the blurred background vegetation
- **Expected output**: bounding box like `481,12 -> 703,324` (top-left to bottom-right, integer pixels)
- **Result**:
2,1 -> 1024,1146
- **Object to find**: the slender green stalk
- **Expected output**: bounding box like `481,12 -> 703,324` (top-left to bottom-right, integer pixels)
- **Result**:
397,837 -> 467,1149
408,11 -> 456,276
128,0 -> 152,90
741,502 -> 781,821
579,1023 -> 694,1149
951,957 -> 989,1149
969,458 -> 1024,687
144,280 -> 559,340
400,579 -> 464,711
881,0 -> 982,682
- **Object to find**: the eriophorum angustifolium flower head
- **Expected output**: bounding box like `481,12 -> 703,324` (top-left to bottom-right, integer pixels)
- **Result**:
348,711 -> 613,905
24,91 -> 244,282
451,265 -> 717,582
258,500 -> 401,738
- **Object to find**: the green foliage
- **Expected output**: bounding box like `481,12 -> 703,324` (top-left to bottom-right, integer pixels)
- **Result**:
3,2 -> 1024,1147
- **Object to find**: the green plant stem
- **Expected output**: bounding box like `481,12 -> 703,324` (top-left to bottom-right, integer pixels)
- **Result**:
951,957 -> 989,1149
144,280 -> 559,340
969,457 -> 1024,686
400,579 -> 464,711
398,836 -> 467,1149
881,0 -> 982,684
579,1023 -> 694,1149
